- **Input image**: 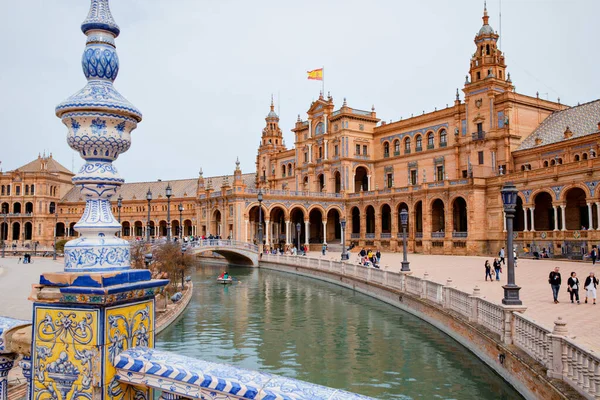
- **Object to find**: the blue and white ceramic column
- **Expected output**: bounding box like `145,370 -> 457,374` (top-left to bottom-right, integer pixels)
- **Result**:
30,2 -> 168,400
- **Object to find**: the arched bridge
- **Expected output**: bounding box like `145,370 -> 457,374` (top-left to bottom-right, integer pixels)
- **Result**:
189,239 -> 259,266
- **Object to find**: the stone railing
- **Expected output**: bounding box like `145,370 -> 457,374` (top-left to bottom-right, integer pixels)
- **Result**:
189,239 -> 258,253
114,348 -> 374,400
260,253 -> 600,399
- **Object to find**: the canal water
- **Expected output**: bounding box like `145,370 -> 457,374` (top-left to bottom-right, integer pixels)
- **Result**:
157,264 -> 523,399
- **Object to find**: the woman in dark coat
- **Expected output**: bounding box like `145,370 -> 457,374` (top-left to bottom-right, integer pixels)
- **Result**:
567,272 -> 580,304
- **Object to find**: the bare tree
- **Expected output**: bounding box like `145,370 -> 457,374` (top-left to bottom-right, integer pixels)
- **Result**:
152,242 -> 195,291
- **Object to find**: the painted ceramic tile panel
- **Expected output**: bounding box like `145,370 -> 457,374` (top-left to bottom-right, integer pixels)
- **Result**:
104,300 -> 154,400
32,306 -> 100,400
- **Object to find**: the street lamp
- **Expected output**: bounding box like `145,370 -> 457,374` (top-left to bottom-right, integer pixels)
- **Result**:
1,212 -> 6,258
166,183 -> 172,241
296,222 -> 301,255
53,211 -> 58,261
501,182 -> 522,305
400,209 -> 410,272
117,194 -> 122,237
146,188 -> 152,242
257,189 -> 263,251
341,218 -> 349,260
178,203 -> 184,240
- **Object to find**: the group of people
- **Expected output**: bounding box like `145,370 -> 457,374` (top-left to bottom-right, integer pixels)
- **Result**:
549,267 -> 599,304
357,248 -> 381,268
484,259 -> 504,281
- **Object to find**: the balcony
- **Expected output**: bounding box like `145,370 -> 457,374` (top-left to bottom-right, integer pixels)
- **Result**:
394,151 -> 400,156
351,233 -> 360,239
380,233 -> 392,239
452,231 -> 468,239
415,232 -> 423,238
427,144 -> 434,150
366,233 -> 375,239
431,232 -> 446,238
383,152 -> 390,158
415,146 -> 423,152
472,131 -> 486,141
440,141 -> 447,148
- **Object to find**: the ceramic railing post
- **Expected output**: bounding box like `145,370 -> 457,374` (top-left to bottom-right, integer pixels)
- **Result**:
19,356 -> 31,400
29,2 -> 169,400
0,354 -> 16,400
547,317 -> 568,380
469,286 -> 481,323
443,278 -> 453,308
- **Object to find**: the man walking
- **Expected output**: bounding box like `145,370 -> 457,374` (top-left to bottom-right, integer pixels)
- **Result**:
499,247 -> 505,265
549,267 -> 562,304
591,246 -> 597,265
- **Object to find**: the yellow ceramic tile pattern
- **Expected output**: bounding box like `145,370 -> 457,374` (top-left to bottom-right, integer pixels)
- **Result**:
32,307 -> 100,400
104,300 -> 154,400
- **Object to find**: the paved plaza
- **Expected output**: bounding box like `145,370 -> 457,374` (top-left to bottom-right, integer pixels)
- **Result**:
1,252 -> 599,353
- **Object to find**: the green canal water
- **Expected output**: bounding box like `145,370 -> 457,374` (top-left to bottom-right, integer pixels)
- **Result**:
156,264 -> 523,399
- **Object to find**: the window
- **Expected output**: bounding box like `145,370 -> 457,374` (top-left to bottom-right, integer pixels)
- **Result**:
356,144 -> 361,155
543,160 -> 549,167
437,166 -> 444,181
476,71 -> 481,80
386,173 -> 393,188
1,186 -> 4,196
25,185 -> 29,195
462,170 -> 468,178
15,186 -> 20,195
362,145 -> 367,156
334,145 -> 339,156
461,119 -> 467,135
334,124 -> 338,132
383,142 -> 390,157
404,138 -> 411,153
478,151 -> 484,165
439,129 -> 447,146
394,140 -> 400,155
359,124 -> 364,131
497,111 -> 505,128
427,133 -> 434,149
575,154 -> 580,162
410,170 -> 417,185
415,135 -> 422,151
318,147 -> 323,159
7,186 -> 10,195
304,152 -> 308,163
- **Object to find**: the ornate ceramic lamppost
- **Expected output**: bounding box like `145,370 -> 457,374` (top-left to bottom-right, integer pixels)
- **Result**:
178,203 -> 184,240
341,218 -> 349,260
166,183 -> 172,241
146,188 -> 152,241
257,189 -> 263,252
117,194 -> 122,236
400,209 -> 410,272
501,182 -> 522,305
30,3 -> 169,400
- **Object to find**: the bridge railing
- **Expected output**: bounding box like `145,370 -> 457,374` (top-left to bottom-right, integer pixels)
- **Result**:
260,253 -> 600,400
189,239 -> 258,252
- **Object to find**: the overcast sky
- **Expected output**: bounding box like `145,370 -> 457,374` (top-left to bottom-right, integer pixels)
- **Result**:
1,0 -> 598,183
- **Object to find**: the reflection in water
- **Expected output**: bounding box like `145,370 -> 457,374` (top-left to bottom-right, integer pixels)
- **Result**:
157,264 -> 523,399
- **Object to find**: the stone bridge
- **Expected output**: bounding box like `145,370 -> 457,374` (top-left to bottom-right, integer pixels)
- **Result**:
189,239 -> 259,266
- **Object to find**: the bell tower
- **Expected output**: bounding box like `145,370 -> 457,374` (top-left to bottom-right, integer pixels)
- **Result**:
256,96 -> 285,188
466,3 -> 511,90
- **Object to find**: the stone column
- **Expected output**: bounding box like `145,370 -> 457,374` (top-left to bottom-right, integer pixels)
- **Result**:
265,219 -> 271,245
0,354 -> 16,400
304,220 -> 310,246
529,207 -> 535,232
560,205 -> 567,231
322,220 -> 327,244
244,219 -> 248,242
596,202 -> 600,231
523,208 -> 528,232
367,175 -> 371,191
352,173 -> 356,193
553,206 -> 559,231
285,220 -> 290,245
503,212 -> 506,232
391,211 -> 398,239
587,203 -> 593,229
324,139 -> 328,160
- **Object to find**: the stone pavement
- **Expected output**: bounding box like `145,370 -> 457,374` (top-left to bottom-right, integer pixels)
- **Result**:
312,249 -> 600,353
0,256 -> 63,320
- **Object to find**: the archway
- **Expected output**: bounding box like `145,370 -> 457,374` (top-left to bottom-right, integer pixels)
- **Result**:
0,222 -> 7,241
397,202 -> 409,235
248,205 -> 267,244
12,222 -> 21,240
171,220 -> 180,238
565,188 -> 588,230
148,221 -> 156,238
212,210 -> 222,236
24,222 -> 32,240
326,208 -> 341,242
515,196 -> 524,231
122,221 -> 131,237
365,205 -> 375,235
269,206 -> 286,248
351,207 -> 360,235
354,167 -> 368,192
309,208 -> 324,243
25,202 -> 33,214
415,201 -> 423,235
159,220 -> 168,237
452,197 -> 468,232
13,203 -> 21,214
431,199 -> 445,233
533,192 -> 553,231
69,222 -> 76,237
184,219 -> 193,236
290,207 -> 306,247
334,171 -> 341,193
381,204 -> 391,234
134,221 -> 143,238
55,222 -> 65,238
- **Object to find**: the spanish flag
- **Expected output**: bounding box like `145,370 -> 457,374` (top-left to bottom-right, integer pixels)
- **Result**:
307,68 -> 323,81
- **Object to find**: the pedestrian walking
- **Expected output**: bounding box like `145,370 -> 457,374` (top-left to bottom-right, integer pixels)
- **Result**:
591,246 -> 597,265
493,258 -> 501,281
322,243 -> 327,256
567,272 -> 580,304
484,260 -> 493,281
499,247 -> 505,265
549,267 -> 562,303
584,272 -> 599,304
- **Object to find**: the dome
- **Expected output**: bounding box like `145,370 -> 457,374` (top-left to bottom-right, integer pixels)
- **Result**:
478,24 -> 494,35
267,110 -> 278,119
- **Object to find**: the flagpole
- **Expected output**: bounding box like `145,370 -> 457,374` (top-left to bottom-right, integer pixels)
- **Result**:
322,66 -> 325,95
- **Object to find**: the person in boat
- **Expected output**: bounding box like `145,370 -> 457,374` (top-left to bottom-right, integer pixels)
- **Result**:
218,271 -> 225,279
223,272 -> 230,280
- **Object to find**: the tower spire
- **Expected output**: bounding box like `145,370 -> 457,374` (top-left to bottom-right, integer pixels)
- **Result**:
270,94 -> 274,111
483,1 -> 489,26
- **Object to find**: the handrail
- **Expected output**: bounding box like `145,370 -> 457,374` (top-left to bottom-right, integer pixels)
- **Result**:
189,239 -> 258,252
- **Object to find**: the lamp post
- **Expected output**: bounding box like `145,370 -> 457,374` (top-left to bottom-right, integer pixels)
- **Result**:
296,222 -> 301,255
166,183 -> 172,241
178,203 -> 184,241
53,211 -> 58,261
341,218 -> 349,260
1,212 -> 6,258
117,194 -> 122,237
501,182 -> 522,305
400,209 -> 410,272
146,188 -> 152,242
257,189 -> 263,252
